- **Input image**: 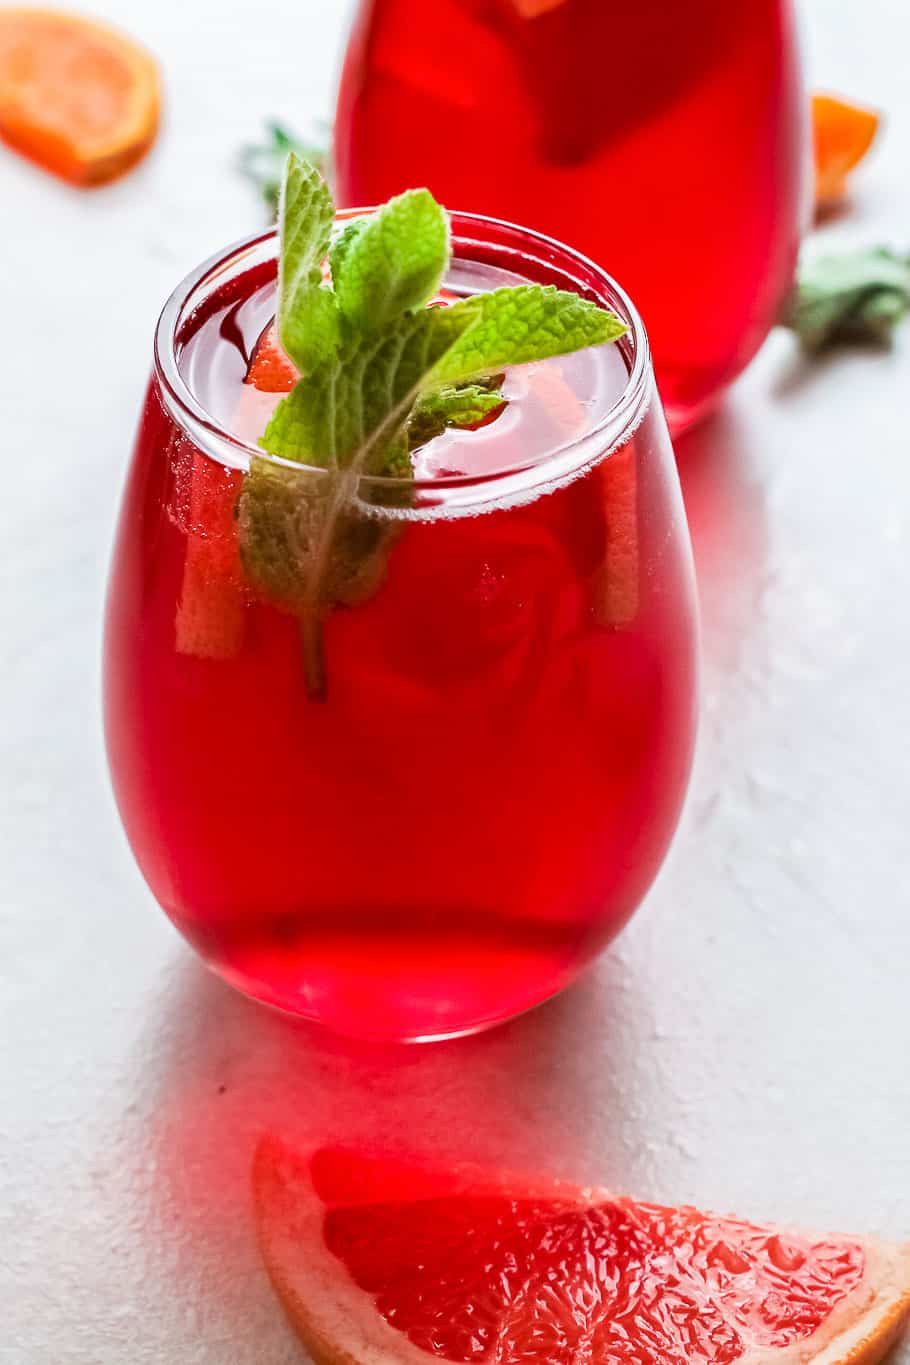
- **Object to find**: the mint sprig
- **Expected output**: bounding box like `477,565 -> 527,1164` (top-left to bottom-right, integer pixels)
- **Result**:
239,122 -> 328,215
240,305 -> 477,695
260,305 -> 476,468
238,154 -> 626,699
783,246 -> 910,351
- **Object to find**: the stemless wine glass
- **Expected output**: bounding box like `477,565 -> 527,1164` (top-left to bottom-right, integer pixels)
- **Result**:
103,212 -> 699,1042
333,0 -> 809,433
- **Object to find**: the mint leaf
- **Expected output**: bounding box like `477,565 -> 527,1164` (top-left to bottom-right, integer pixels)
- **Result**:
260,304 -> 476,472
237,158 -> 629,700
328,218 -> 368,289
284,285 -> 341,375
331,189 -> 449,334
237,457 -> 399,700
277,152 -> 338,372
238,458 -> 397,613
783,246 -> 910,351
408,380 -> 505,449
433,285 -> 626,384
278,153 -> 334,305
249,305 -> 477,698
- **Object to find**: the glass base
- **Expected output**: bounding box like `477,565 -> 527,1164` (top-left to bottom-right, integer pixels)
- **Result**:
200,946 -> 582,1044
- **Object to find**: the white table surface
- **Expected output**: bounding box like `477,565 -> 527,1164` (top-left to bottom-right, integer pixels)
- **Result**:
2,2 -> 909,1360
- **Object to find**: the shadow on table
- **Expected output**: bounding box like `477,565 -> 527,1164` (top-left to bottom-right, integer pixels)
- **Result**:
137,946 -> 648,1346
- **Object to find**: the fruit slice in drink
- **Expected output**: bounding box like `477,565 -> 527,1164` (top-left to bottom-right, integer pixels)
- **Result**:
255,1142 -> 910,1365
173,446 -> 246,660
245,323 -> 296,393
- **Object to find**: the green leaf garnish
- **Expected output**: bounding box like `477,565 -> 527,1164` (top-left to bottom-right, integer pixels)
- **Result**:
239,157 -> 626,699
276,153 -> 338,373
408,380 -> 506,450
434,285 -> 628,383
783,246 -> 910,351
331,189 -> 450,333
239,458 -> 393,613
328,219 -> 368,294
241,306 -> 478,697
260,305 -> 477,470
238,458 -> 399,699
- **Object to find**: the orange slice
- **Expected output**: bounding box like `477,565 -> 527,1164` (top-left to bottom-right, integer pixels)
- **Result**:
0,7 -> 160,185
812,93 -> 880,208
254,1142 -> 910,1365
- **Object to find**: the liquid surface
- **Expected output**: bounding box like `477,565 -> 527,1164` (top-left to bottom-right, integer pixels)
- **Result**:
314,1150 -> 864,1364
178,267 -> 629,481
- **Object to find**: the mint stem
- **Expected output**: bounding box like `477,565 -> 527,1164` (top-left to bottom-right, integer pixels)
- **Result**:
299,608 -> 327,702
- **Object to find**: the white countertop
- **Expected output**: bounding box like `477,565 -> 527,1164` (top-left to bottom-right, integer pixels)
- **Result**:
2,1 -> 908,1360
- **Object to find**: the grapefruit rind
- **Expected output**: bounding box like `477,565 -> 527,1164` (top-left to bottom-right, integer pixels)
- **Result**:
255,1140 -> 444,1365
738,1238 -> 910,1365
253,1139 -> 910,1365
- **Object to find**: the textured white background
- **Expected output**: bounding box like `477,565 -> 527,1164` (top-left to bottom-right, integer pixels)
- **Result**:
2,1 -> 909,1360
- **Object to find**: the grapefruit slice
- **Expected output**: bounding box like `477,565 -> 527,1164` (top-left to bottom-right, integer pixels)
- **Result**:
254,1142 -> 910,1365
597,437 -> 638,627
175,322 -> 298,658
526,363 -> 638,627
0,8 -> 160,186
174,447 -> 246,660
245,322 -> 297,393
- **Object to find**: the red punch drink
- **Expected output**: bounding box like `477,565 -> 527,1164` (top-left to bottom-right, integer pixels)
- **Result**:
104,212 -> 698,1040
333,0 -> 808,432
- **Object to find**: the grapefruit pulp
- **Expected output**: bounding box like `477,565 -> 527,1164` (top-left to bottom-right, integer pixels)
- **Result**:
254,1142 -> 910,1365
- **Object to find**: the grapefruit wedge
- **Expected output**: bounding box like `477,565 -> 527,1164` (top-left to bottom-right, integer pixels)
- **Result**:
254,1142 -> 910,1365
0,7 -> 160,185
173,448 -> 245,660
244,322 -> 297,394
174,323 -> 295,659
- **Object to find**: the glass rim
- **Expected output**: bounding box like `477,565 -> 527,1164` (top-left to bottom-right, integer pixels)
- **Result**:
154,208 -> 654,496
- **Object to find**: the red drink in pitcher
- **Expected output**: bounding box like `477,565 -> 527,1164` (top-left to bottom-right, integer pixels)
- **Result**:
104,212 -> 698,1041
334,0 -> 808,431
